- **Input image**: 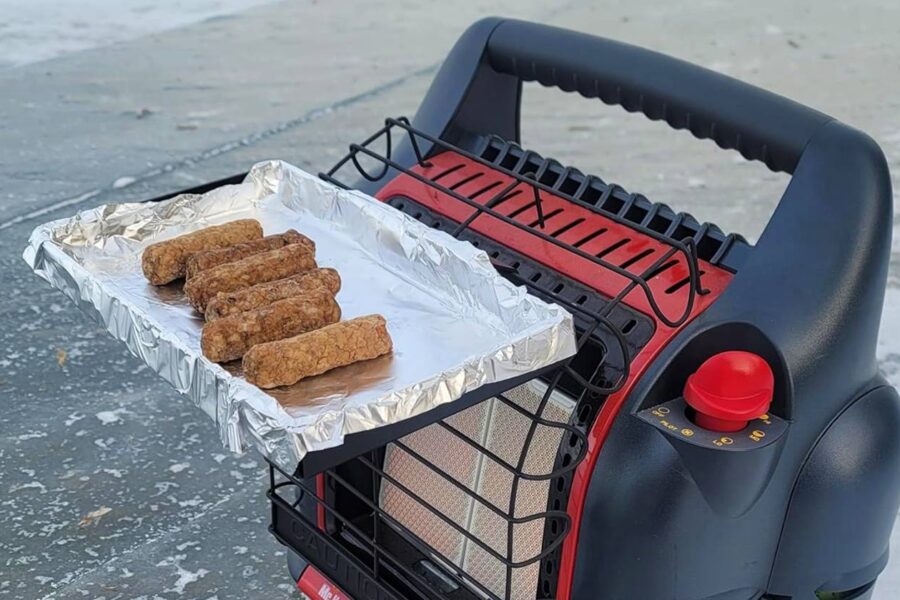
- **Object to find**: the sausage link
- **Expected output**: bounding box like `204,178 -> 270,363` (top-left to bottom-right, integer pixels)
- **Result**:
201,288 -> 340,362
205,268 -> 341,322
141,219 -> 262,285
184,243 -> 316,312
243,314 -> 392,388
184,230 -> 314,280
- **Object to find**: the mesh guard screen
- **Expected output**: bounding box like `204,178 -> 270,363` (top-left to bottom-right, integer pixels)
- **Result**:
380,380 -> 575,599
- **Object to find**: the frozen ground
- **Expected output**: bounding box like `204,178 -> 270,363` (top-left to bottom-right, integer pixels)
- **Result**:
0,0 -> 272,68
1,0 -> 899,598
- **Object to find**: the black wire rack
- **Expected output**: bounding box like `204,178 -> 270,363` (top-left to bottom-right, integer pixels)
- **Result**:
265,117 -> 712,600
269,382 -> 591,600
321,117 -> 710,332
320,116 -> 712,406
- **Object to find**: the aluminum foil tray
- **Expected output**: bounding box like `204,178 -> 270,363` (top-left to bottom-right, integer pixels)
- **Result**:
23,160 -> 576,468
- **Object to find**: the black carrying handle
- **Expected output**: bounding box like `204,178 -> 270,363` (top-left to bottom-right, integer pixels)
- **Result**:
402,18 -> 893,418
482,20 -> 832,174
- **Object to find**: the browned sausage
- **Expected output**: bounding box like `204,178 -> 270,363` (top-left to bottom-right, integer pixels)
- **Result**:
200,288 -> 340,363
184,243 -> 316,312
141,219 -> 262,285
184,230 -> 315,280
205,268 -> 341,322
243,315 -> 392,388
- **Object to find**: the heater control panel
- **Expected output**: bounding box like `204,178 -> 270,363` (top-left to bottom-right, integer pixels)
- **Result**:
638,398 -> 787,451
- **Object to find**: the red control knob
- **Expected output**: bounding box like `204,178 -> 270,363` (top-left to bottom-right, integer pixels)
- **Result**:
683,351 -> 774,432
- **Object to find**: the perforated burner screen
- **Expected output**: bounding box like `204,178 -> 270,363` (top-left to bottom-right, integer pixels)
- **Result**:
380,380 -> 575,599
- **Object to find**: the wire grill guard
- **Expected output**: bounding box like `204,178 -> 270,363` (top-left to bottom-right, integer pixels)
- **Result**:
265,116 -> 727,600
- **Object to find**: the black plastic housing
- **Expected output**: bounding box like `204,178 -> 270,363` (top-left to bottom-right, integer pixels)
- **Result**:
347,17 -> 900,600
146,17 -> 900,600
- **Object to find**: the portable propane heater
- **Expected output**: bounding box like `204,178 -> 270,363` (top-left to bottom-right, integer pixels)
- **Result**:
151,18 -> 900,600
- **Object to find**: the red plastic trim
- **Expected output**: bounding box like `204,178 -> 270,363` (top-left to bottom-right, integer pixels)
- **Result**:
376,152 -> 732,322
298,566 -> 350,600
558,327 -> 730,598
374,151 -> 733,600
